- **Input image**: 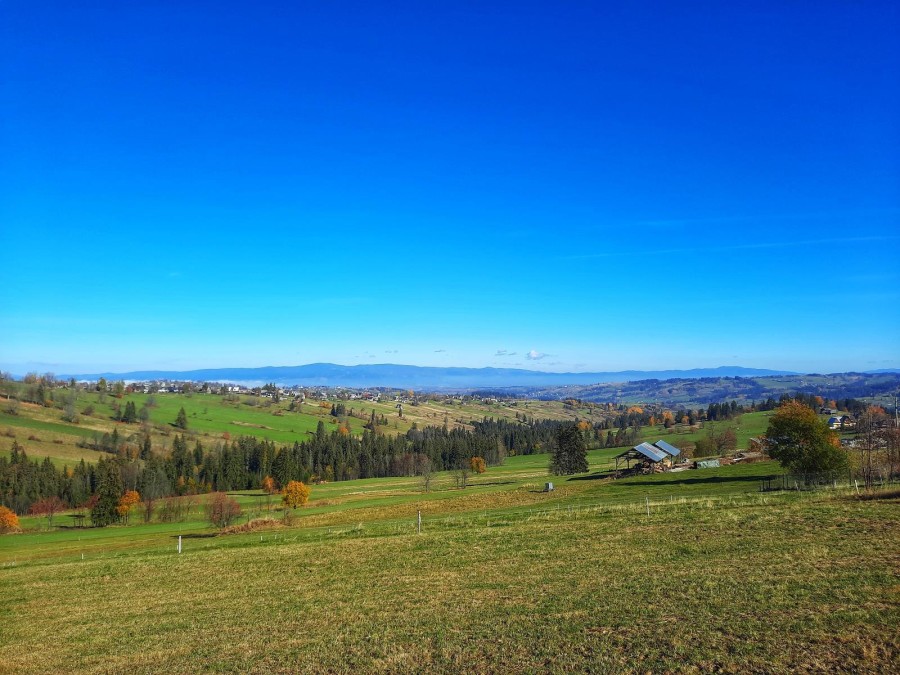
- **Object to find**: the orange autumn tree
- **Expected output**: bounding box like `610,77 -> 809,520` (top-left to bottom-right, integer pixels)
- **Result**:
116,490 -> 141,525
470,456 -> 486,474
0,506 -> 20,533
261,475 -> 277,494
282,480 -> 310,510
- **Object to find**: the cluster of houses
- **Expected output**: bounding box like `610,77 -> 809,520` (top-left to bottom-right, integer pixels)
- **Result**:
827,414 -> 856,430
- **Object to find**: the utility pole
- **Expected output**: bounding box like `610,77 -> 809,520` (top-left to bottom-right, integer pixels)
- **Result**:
894,390 -> 899,427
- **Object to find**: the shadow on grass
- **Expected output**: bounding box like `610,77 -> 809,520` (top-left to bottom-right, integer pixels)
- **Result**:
614,474 -> 779,488
568,471 -> 616,482
173,533 -> 218,539
851,487 -> 900,501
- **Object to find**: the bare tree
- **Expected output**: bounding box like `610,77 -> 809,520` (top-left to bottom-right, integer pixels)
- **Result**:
452,462 -> 471,489
415,455 -> 433,493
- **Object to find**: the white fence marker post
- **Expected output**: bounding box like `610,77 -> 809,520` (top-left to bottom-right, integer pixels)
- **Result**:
645,497 -> 650,517
417,510 -> 422,534
178,535 -> 182,554
854,480 -> 860,495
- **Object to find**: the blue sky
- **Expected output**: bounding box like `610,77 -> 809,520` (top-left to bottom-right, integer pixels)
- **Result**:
1,1 -> 898,376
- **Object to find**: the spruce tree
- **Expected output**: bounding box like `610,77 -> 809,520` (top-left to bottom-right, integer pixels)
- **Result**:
174,406 -> 188,430
91,459 -> 123,526
551,423 -> 588,475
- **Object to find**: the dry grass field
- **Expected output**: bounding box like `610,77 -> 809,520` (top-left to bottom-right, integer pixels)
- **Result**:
1,458 -> 898,673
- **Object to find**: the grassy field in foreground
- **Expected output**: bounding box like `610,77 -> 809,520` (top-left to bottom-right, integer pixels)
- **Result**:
1,454 -> 780,565
1,458 -> 897,673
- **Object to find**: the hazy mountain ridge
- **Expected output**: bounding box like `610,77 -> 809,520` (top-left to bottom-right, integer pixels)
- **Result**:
64,363 -> 796,388
511,371 -> 900,406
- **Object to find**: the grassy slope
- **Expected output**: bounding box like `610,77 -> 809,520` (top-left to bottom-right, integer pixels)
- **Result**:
1,464 -> 896,673
1,387 -> 773,468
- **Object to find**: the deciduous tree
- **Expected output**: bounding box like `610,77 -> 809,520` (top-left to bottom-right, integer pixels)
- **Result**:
261,475 -> 277,494
282,480 -> 310,509
765,400 -> 846,474
30,496 -> 67,529
116,490 -> 141,525
416,455 -> 433,493
206,492 -> 241,528
0,506 -> 21,533
470,456 -> 486,474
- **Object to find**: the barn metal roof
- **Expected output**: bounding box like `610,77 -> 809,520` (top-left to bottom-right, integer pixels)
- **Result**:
653,440 -> 681,457
633,442 -> 667,462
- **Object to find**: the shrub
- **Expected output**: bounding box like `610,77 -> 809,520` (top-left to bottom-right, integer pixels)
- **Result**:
220,518 -> 282,535
30,496 -> 68,528
206,492 -> 241,528
0,506 -> 20,533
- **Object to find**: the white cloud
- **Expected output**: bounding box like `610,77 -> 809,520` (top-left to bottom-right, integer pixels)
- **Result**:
526,350 -> 548,360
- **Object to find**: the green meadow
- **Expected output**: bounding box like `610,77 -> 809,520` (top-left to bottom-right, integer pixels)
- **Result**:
2,391 -> 896,672
1,386 -> 773,468
2,449 -> 898,673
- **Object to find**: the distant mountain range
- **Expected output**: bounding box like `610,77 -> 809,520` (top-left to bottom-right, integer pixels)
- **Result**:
64,363 -> 798,389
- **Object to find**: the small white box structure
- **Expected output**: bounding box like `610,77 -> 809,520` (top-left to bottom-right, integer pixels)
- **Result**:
545,482 -> 554,492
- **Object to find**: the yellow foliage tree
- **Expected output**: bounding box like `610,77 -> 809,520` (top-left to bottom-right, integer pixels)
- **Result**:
576,420 -> 592,432
261,475 -> 277,494
0,506 -> 20,533
116,490 -> 141,525
470,456 -> 486,474
282,480 -> 310,510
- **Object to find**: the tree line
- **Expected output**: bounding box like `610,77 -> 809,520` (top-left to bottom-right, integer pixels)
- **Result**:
0,416 -> 584,517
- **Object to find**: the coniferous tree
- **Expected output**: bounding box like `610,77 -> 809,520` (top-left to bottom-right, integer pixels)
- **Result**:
91,458 -> 123,526
550,423 -> 588,475
174,407 -> 188,430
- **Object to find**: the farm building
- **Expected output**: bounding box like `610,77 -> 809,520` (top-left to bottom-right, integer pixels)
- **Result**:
653,439 -> 681,460
615,442 -> 666,471
614,440 -> 684,473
